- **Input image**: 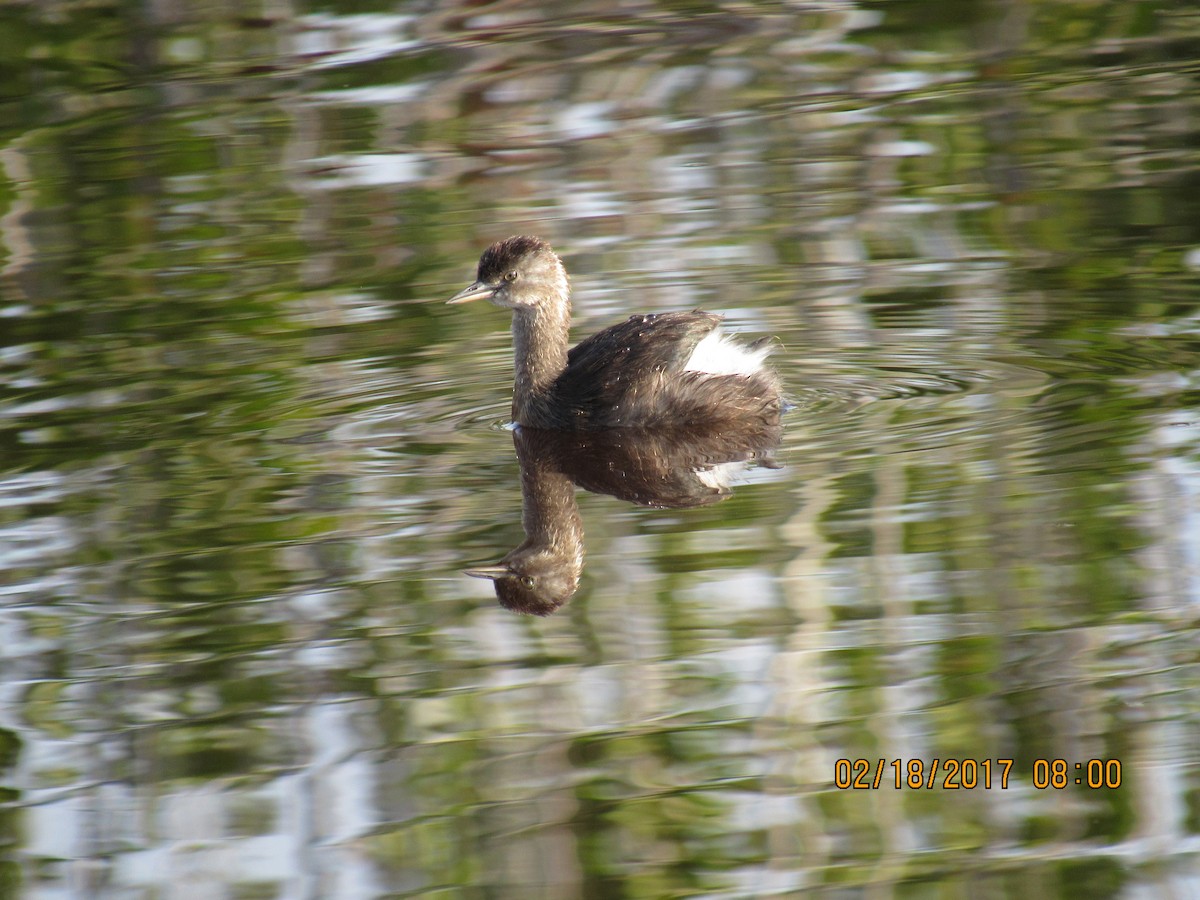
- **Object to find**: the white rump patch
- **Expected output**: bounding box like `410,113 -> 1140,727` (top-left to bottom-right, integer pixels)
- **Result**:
695,460 -> 745,491
684,329 -> 770,376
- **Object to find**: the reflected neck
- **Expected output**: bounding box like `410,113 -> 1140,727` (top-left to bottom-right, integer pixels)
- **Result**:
510,298 -> 571,426
520,448 -> 582,560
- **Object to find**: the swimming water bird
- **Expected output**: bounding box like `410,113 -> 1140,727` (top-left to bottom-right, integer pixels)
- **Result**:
447,236 -> 782,430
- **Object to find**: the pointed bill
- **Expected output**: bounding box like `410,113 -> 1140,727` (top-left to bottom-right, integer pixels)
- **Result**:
464,565 -> 509,580
446,281 -> 497,304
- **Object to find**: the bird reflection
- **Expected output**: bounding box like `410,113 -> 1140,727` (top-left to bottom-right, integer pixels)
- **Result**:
465,423 -> 781,615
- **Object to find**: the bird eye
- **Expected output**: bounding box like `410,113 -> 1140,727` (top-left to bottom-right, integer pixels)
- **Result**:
504,270 -> 518,282
520,575 -> 534,588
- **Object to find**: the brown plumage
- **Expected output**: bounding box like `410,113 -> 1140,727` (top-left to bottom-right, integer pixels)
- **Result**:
466,423 -> 782,615
448,236 -> 782,430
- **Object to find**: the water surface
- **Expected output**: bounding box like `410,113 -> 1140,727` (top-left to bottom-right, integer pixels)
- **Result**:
2,1 -> 1200,897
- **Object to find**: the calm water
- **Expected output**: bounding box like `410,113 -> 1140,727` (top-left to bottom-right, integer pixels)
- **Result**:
2,1 -> 1200,897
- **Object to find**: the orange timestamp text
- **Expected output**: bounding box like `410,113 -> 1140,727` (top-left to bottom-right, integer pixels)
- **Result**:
834,758 -> 1124,790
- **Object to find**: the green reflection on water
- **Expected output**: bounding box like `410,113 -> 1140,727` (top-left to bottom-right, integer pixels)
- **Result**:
1,0 -> 1200,897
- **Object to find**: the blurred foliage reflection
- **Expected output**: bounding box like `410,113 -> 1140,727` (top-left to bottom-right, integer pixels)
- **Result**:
1,0 -> 1199,897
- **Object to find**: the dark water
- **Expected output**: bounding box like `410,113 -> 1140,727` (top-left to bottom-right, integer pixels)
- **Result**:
2,1 -> 1200,897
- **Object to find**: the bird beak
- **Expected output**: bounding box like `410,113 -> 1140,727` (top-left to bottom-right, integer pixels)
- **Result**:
463,565 -> 509,580
446,281 -> 496,305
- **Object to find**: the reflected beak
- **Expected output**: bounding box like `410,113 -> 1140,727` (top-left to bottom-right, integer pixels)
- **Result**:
447,281 -> 497,305
464,565 -> 510,581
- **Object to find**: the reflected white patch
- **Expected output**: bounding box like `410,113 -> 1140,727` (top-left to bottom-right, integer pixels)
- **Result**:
684,330 -> 769,376
695,460 -> 747,491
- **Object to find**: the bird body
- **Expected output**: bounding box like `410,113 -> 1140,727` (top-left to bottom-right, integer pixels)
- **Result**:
448,236 -> 781,430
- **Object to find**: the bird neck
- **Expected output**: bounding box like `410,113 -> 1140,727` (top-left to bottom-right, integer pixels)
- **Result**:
518,439 -> 582,561
510,298 -> 571,426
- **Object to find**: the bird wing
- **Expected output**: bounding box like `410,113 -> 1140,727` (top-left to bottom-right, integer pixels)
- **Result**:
560,310 -> 721,391
552,310 -> 778,429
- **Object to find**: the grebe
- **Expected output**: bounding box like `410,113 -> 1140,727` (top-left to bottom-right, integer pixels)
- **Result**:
448,236 -> 781,430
